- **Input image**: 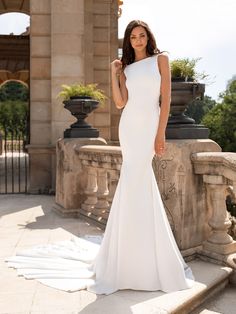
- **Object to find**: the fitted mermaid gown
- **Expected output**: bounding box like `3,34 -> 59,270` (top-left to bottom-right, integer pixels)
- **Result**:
6,54 -> 194,295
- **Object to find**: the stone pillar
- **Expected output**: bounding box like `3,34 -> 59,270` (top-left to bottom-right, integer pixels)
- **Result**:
51,0 -> 85,144
28,0 -> 52,193
84,0 -> 119,141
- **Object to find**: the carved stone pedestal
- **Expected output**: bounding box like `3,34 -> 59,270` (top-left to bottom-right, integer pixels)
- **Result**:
152,139 -> 221,255
54,137 -> 106,217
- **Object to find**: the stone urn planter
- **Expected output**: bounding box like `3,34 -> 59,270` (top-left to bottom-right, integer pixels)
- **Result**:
167,58 -> 210,139
63,96 -> 100,138
58,83 -> 106,138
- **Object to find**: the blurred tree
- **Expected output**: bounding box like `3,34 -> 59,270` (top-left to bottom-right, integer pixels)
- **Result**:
0,81 -> 29,102
202,78 -> 236,152
185,95 -> 216,124
0,81 -> 29,139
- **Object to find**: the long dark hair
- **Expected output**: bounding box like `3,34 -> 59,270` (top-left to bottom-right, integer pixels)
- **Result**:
121,20 -> 161,69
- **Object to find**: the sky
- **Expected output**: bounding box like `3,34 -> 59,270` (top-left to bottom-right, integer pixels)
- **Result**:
0,1 -> 236,100
119,0 -> 236,100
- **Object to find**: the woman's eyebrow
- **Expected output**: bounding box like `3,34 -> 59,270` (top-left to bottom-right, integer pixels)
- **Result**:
130,32 -> 145,37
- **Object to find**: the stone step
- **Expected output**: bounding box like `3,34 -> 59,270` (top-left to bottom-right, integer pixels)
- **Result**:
191,285 -> 236,314
82,259 -> 233,314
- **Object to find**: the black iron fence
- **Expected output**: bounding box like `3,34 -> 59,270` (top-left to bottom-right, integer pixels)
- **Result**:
0,112 -> 29,194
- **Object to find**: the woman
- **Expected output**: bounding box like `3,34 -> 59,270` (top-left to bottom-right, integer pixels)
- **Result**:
6,20 -> 194,295
87,20 -> 195,295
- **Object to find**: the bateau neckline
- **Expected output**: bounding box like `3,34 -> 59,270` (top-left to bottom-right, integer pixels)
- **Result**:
133,55 -> 152,63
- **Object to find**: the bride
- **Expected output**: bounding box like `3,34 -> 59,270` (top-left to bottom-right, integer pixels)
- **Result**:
6,20 -> 195,295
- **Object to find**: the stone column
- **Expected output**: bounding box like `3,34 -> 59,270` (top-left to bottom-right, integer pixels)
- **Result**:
50,0 -> 85,143
110,0 -> 121,142
28,0 -> 52,193
84,0 -> 119,141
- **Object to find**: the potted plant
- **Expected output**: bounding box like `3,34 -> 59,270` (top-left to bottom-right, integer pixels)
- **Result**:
57,83 -> 106,138
171,58 -> 208,82
167,57 -> 209,139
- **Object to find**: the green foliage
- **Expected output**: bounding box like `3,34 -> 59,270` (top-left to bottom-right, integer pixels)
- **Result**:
170,58 -> 209,82
0,100 -> 28,136
201,79 -> 236,152
0,81 -> 29,102
57,83 -> 107,105
185,95 -> 216,124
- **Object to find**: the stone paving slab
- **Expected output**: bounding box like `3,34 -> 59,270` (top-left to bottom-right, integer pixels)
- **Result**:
0,195 -> 235,314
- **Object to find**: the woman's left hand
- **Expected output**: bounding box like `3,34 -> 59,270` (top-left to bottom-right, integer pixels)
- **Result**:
154,133 -> 166,157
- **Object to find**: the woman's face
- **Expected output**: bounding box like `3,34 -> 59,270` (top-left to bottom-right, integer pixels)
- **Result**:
130,26 -> 148,52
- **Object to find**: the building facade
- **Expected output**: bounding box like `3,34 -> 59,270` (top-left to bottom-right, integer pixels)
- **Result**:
0,0 -> 121,193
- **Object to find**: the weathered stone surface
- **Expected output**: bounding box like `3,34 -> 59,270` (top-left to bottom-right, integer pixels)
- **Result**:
52,55 -> 84,77
192,150 -> 236,261
31,15 -> 51,36
30,79 -> 51,102
51,13 -> 84,34
30,121 -> 51,144
152,139 -> 221,253
30,102 -> 51,121
27,145 -> 55,194
52,34 -> 83,55
55,139 -> 225,256
51,0 -> 84,14
55,138 -> 107,215
30,0 -> 51,14
31,58 -> 51,79
31,36 -> 51,57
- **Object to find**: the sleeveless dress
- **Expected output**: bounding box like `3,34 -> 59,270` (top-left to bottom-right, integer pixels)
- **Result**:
6,54 -> 194,295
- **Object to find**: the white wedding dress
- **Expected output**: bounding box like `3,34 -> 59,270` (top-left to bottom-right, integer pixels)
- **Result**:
6,54 -> 194,295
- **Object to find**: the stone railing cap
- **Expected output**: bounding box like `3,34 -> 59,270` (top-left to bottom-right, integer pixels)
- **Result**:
191,152 -> 236,174
77,145 -> 122,155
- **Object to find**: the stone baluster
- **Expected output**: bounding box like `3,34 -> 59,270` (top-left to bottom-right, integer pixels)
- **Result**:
81,165 -> 98,213
94,168 -> 110,220
203,174 -> 236,255
107,169 -> 119,204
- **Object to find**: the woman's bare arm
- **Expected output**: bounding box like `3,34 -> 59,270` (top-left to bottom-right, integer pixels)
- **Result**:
154,53 -> 171,157
111,60 -> 128,109
157,53 -> 171,136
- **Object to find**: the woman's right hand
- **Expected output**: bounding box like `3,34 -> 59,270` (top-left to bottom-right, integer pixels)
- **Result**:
111,59 -> 123,76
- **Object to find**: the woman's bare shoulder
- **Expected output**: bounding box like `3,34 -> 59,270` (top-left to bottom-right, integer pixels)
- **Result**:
157,52 -> 170,76
157,51 -> 169,62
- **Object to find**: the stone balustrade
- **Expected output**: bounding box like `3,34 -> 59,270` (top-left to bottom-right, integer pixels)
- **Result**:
77,145 -> 122,228
55,138 -> 225,260
191,152 -> 236,265
55,138 -> 236,272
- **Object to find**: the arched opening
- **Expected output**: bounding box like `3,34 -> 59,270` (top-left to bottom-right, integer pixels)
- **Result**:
0,69 -> 29,193
0,8 -> 30,193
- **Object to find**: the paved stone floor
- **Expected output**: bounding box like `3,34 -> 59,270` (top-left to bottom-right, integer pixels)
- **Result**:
0,194 -> 235,314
